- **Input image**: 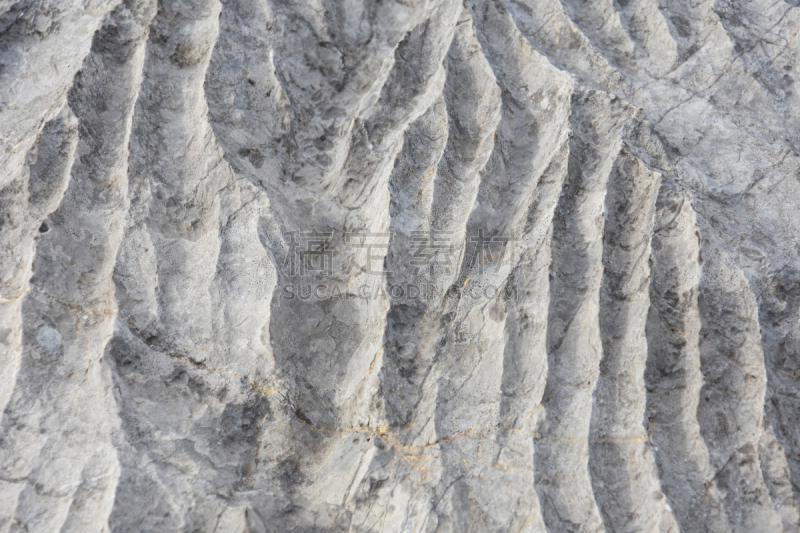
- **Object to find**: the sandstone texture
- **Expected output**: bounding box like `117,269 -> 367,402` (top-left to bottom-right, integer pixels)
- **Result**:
1,0 -> 800,531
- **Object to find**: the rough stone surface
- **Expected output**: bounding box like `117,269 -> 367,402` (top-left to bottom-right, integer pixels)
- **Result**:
1,0 -> 800,531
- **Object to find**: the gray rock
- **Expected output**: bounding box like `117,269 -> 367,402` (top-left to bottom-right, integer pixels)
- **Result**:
1,0 -> 799,531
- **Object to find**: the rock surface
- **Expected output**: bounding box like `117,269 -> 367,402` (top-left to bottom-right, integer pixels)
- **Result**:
1,0 -> 800,531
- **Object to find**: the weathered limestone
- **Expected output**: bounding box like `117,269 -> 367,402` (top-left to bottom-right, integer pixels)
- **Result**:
0,0 -> 799,531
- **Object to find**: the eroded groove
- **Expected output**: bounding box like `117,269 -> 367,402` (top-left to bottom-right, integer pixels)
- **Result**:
614,0 -> 679,77
503,0 -> 628,99
254,0 -> 444,204
0,0 -> 118,176
588,149 -> 676,532
759,425 -> 800,531
496,138 -> 571,533
377,3 -> 506,471
359,11 -> 508,527
380,97 -> 450,432
430,1 -> 575,527
657,0 -> 718,63
351,96 -> 450,533
259,0 -> 461,439
121,0 -> 225,360
645,183 -> 730,532
0,0 -> 155,528
108,0 -> 259,528
377,3 -> 503,436
697,242 -> 782,532
534,88 -> 635,533
0,107 -> 77,422
557,0 -> 637,71
205,0 -> 291,192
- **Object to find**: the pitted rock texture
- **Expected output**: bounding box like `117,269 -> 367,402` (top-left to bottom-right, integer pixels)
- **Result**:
1,0 -> 800,531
